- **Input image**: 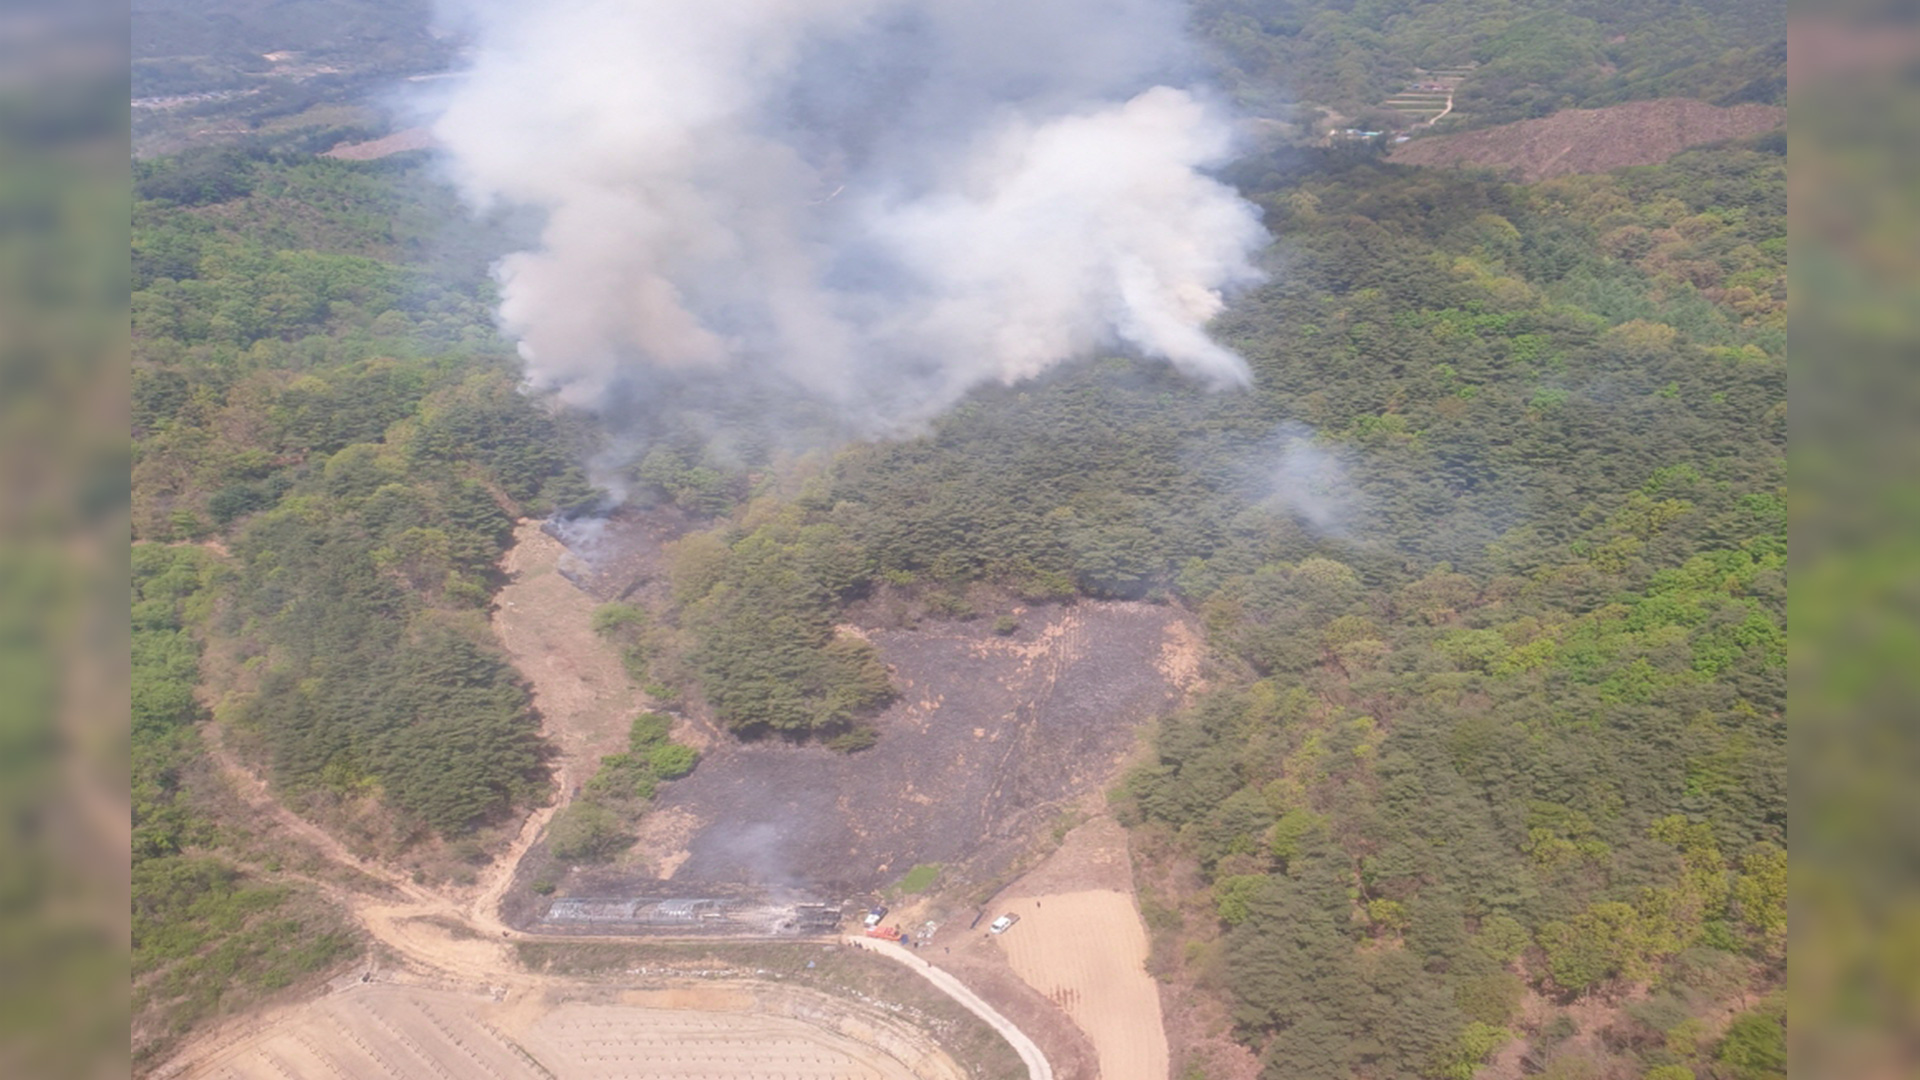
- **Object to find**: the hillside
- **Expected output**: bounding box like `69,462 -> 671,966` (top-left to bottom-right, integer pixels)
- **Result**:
1389,99 -> 1786,180
1191,0 -> 1783,125
131,26 -> 1786,1080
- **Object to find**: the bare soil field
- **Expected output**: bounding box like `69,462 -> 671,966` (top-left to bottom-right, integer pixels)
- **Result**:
183,983 -> 962,1080
494,521 -> 646,801
994,891 -> 1166,1080
514,941 -> 1027,1080
524,1001 -> 943,1079
1389,99 -> 1785,181
460,519 -> 660,929
554,600 -> 1195,901
320,127 -> 435,160
985,820 -> 1168,1080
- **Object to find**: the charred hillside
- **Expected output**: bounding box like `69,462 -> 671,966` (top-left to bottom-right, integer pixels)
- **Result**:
550,598 -> 1194,901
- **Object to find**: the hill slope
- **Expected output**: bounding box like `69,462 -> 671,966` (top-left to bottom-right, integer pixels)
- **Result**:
1391,99 -> 1785,180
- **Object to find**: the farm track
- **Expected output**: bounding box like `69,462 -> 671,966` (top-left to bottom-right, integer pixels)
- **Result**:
852,939 -> 1053,1080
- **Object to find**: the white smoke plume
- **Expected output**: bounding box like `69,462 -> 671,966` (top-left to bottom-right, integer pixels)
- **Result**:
1265,425 -> 1352,535
430,0 -> 1269,427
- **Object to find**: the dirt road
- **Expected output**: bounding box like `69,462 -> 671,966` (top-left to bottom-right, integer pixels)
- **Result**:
853,938 -> 1054,1080
201,721 -> 438,903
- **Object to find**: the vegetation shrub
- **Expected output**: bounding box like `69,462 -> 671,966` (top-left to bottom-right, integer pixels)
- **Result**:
647,743 -> 699,780
897,864 -> 941,894
546,803 -> 627,862
629,712 -> 673,749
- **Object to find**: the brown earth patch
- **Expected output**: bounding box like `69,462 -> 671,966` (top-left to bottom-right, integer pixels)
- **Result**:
993,815 -> 1136,897
985,818 -> 1169,1080
180,981 -> 967,1080
1389,99 -> 1784,181
996,890 -> 1167,1080
321,127 -> 436,160
494,520 -> 646,799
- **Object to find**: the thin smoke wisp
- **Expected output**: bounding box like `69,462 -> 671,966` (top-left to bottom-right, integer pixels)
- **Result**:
431,0 -> 1270,428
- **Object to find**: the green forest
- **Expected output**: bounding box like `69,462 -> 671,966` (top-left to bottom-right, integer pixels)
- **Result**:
1191,0 -> 1783,124
130,147 -> 597,1062
624,136 -> 1786,1080
133,149 -> 595,840
132,542 -> 359,1062
131,33 -> 1784,1076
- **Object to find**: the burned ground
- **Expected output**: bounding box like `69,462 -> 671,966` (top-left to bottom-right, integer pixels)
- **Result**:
498,505 -> 1197,921
548,501 -> 696,606
535,597 -> 1193,908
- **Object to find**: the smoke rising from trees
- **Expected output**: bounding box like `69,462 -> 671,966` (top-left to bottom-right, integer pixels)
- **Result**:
430,0 -> 1269,429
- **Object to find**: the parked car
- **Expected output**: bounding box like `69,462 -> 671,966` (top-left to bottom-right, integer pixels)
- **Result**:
989,913 -> 1019,934
863,905 -> 888,928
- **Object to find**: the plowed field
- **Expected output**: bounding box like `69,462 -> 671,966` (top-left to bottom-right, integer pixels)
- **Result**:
993,891 -> 1167,1080
186,985 -> 957,1080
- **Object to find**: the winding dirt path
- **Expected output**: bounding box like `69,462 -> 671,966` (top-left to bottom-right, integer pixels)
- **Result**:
200,719 -> 527,975
201,721 -> 435,904
852,937 -> 1055,1080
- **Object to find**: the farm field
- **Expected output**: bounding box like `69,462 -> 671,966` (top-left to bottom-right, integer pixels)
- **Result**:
993,890 -> 1167,1080
184,985 -> 958,1080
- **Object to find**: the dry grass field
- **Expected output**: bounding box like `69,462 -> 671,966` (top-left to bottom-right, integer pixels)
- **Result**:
993,890 -> 1168,1080
493,522 -> 645,801
525,1001 -> 924,1079
1388,98 -> 1785,180
185,985 -> 958,1080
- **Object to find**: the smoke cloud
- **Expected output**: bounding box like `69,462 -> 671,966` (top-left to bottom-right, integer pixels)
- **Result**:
1263,425 -> 1353,536
430,0 -> 1269,428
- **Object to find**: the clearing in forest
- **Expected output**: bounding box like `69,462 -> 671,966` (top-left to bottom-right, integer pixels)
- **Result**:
988,819 -> 1169,1080
1388,98 -> 1785,180
994,891 -> 1166,1080
493,521 -> 645,801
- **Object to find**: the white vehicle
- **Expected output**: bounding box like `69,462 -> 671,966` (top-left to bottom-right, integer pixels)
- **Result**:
988,913 -> 1019,934
863,906 -> 888,928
